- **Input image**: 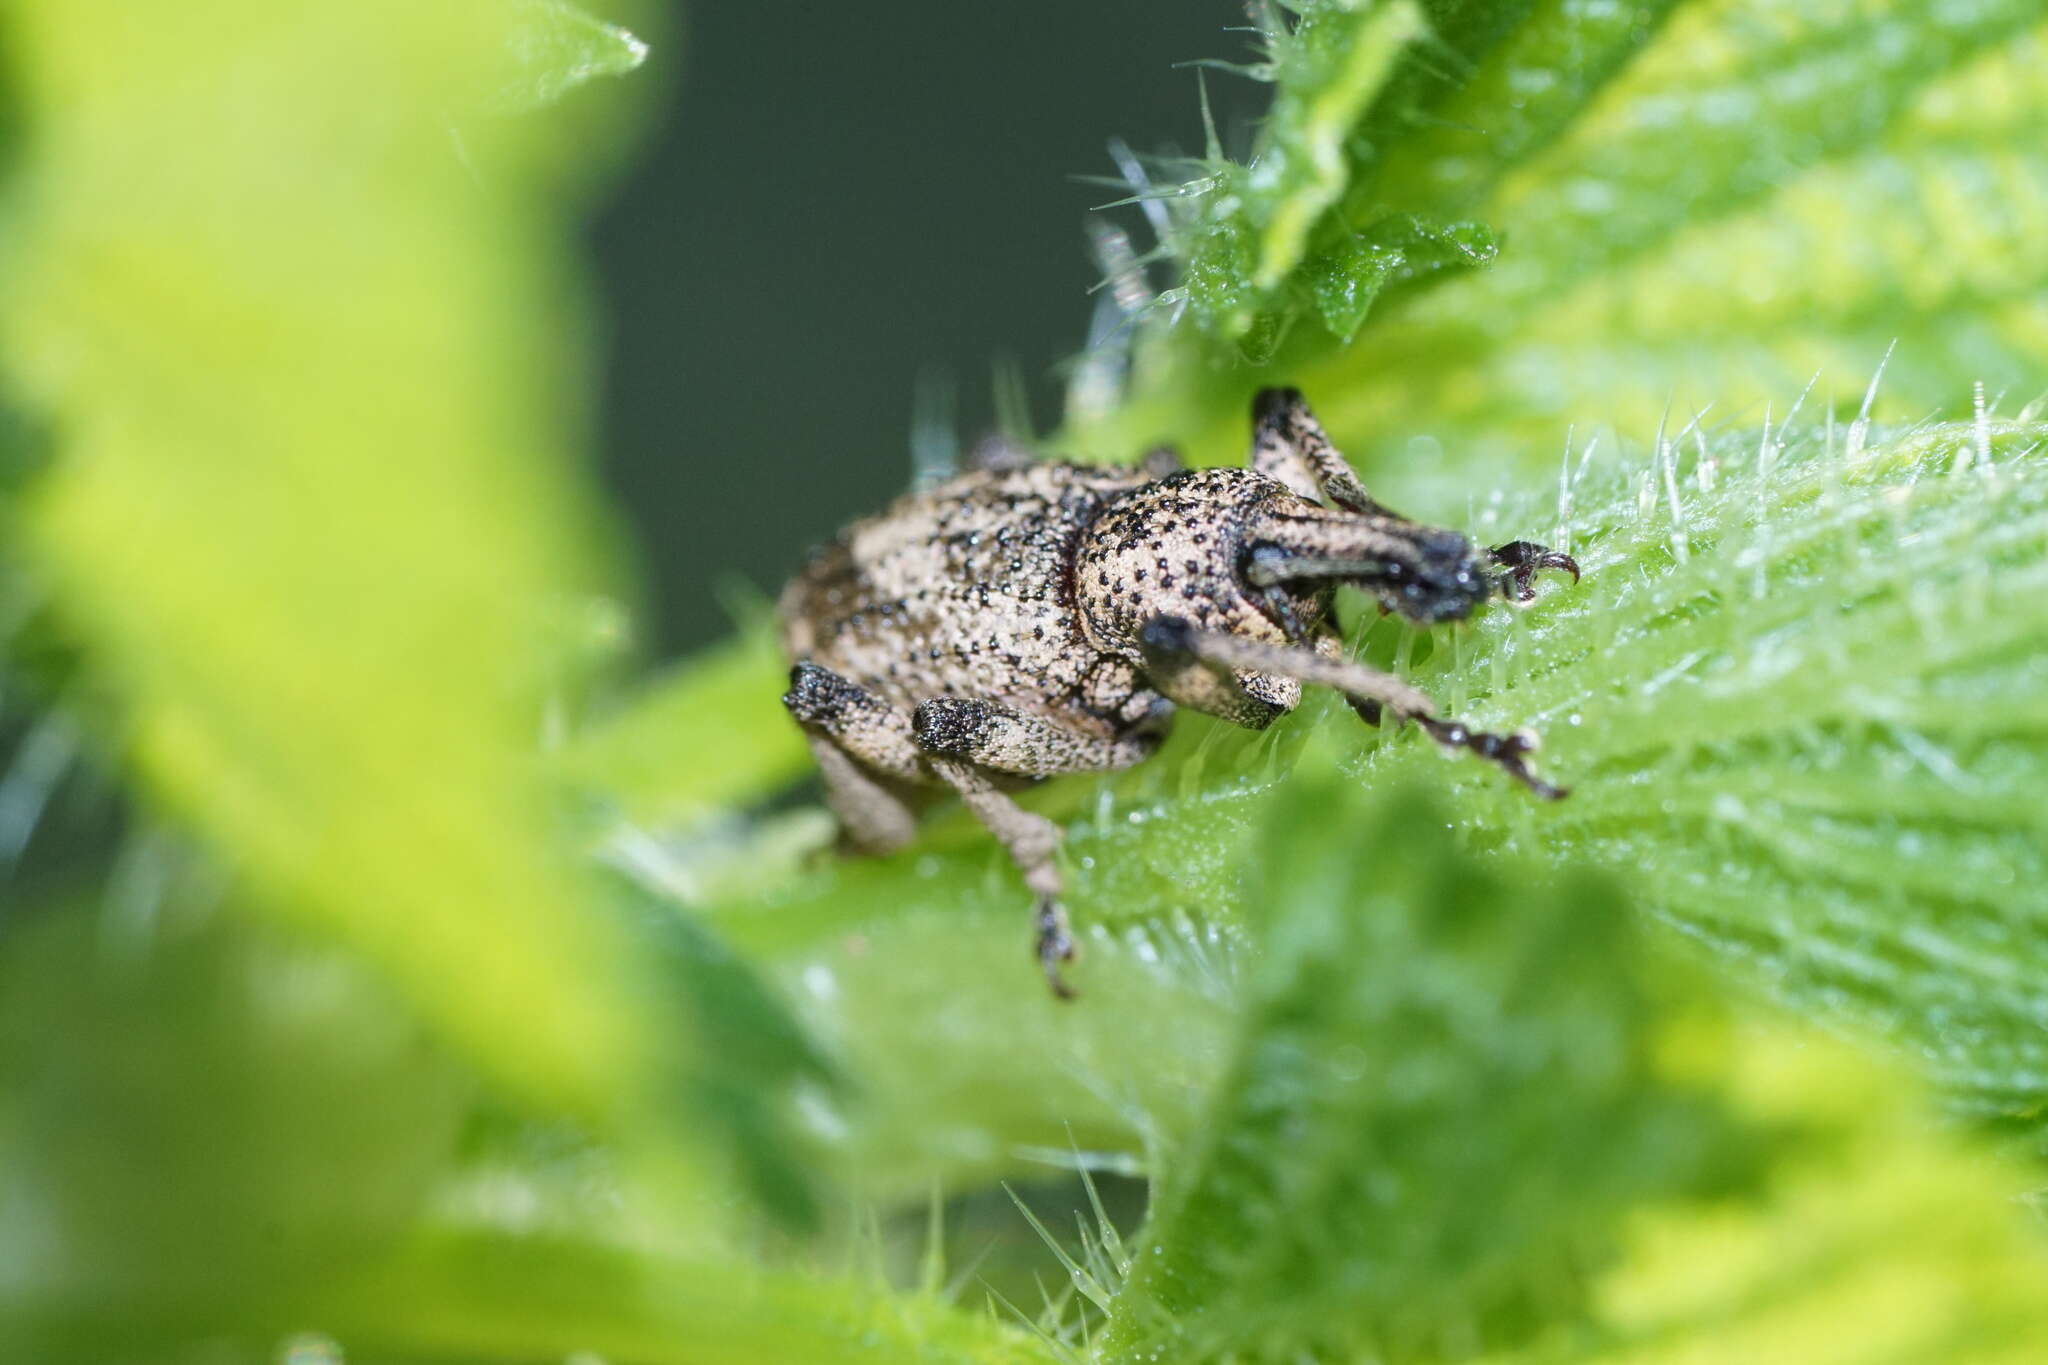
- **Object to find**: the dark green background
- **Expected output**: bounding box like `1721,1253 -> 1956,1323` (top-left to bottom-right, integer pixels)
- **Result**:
590,2 -> 1251,654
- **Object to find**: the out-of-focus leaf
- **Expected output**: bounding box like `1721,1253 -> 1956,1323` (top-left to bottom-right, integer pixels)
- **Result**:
1076,2 -> 2045,479
1471,1025 -> 2048,1365
1102,970 -> 2048,1365
605,870 -> 841,1230
0,869 -> 855,1359
304,1229 -> 1067,1365
490,0 -> 650,113
0,904 -> 471,1328
560,614 -> 812,829
1096,772 -> 1745,1364
9,1214 -> 1066,1365
0,0 -> 653,1122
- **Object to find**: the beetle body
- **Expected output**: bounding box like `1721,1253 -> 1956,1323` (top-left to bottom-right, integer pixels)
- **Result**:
781,460 -> 1167,752
778,389 -> 1576,995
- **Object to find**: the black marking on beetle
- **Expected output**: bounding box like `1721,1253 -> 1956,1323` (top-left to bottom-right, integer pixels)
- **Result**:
911,697 -> 999,757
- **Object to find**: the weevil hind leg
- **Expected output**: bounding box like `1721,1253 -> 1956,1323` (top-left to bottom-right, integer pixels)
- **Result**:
784,661 -> 932,853
805,733 -> 921,856
911,696 -> 1162,777
908,698 -> 1174,998
928,756 -> 1078,999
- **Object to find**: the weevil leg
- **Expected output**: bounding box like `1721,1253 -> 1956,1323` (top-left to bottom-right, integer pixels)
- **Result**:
1138,615 -> 1567,799
1135,619 -> 1298,732
911,696 -> 1165,999
1315,630 -> 1382,727
927,756 -> 1079,999
1489,540 -> 1581,602
1250,387 -> 1399,518
784,662 -> 930,853
805,733 -> 921,856
911,696 -> 1162,777
784,662 -> 924,778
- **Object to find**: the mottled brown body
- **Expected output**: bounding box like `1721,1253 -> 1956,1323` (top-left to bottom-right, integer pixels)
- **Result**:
781,461 -> 1167,746
778,389 -> 1578,995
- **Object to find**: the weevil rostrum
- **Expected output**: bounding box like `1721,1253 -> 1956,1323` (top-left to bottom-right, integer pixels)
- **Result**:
778,389 -> 1579,997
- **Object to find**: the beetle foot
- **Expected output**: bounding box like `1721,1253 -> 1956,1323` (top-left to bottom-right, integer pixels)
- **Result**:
1034,896 -> 1079,1000
1414,715 -> 1568,800
1489,541 -> 1580,602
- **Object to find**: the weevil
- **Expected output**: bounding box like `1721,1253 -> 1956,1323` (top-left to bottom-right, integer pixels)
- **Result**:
778,388 -> 1578,997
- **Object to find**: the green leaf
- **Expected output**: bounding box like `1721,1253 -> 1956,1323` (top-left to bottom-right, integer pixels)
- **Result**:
10,1220 -> 1065,1365
0,0 -> 656,1123
1358,412 -> 2048,1126
560,613 -> 813,830
1303,213 -> 1498,341
1296,0 -> 2048,476
297,1228 -> 1065,1365
1105,974 -> 2048,1365
1096,772 -> 1744,1364
1244,0 -> 1428,290
0,905 -> 472,1315
9,2 -> 2048,1361
1479,1025 -> 2048,1365
606,870 -> 841,1230
1081,1 -> 2045,471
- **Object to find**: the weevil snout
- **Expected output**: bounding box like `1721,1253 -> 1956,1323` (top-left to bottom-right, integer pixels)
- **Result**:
1403,536 -> 1583,617
1243,516 -> 1495,626
1386,528 -> 1494,624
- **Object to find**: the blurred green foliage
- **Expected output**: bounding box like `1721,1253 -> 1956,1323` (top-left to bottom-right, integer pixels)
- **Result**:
1095,778 -> 1743,1364
0,0 -> 649,1121
2,1 -> 2046,1363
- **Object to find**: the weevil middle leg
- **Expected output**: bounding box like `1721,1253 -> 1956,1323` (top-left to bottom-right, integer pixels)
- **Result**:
928,757 -> 1079,998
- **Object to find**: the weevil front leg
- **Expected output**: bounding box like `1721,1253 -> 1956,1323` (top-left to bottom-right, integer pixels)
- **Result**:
1251,386 -> 1398,518
1139,616 -> 1567,799
1489,540 -> 1582,602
